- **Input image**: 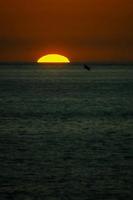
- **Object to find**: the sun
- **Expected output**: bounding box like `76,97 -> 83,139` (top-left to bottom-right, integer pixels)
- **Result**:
37,54 -> 70,63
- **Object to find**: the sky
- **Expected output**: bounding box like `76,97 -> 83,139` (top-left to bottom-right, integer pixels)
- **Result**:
0,0 -> 133,62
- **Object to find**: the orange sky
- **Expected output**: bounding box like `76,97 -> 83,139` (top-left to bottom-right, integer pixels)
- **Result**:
0,0 -> 133,62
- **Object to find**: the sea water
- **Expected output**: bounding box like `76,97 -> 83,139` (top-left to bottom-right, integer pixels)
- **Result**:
0,64 -> 133,199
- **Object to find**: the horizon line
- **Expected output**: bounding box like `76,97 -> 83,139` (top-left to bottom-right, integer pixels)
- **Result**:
0,61 -> 133,65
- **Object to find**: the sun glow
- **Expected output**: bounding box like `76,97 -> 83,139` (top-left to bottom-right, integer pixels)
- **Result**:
37,54 -> 70,63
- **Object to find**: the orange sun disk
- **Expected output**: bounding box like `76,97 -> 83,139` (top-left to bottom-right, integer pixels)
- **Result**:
37,54 -> 70,63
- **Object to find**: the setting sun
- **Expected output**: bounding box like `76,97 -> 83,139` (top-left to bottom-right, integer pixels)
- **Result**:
37,54 -> 70,63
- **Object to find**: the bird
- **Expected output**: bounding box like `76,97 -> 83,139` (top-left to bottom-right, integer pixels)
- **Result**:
83,64 -> 90,71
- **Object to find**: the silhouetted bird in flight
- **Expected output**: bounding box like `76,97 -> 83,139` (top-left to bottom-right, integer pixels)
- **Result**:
83,64 -> 90,71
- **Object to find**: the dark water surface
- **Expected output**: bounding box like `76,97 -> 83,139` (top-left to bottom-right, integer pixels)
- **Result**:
0,64 -> 133,200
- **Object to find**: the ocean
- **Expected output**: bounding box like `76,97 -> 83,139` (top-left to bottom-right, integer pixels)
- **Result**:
0,64 -> 133,200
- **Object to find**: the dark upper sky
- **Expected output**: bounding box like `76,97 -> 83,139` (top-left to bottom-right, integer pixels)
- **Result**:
0,0 -> 133,62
